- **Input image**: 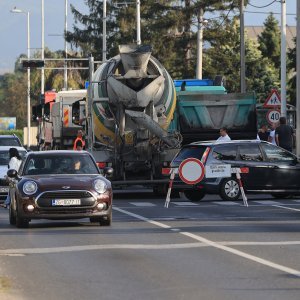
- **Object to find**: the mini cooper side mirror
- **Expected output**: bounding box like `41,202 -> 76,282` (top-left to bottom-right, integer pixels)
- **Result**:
7,169 -> 18,178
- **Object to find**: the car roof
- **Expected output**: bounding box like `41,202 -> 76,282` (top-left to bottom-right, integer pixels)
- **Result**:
186,140 -> 268,147
27,150 -> 91,156
0,135 -> 18,138
0,146 -> 27,152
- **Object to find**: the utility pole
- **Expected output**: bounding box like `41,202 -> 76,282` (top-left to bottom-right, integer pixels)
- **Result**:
87,55 -> 94,152
296,0 -> 300,156
136,0 -> 141,45
196,7 -> 204,79
64,0 -> 68,90
103,0 -> 107,62
240,0 -> 246,93
41,0 -> 45,95
281,0 -> 287,118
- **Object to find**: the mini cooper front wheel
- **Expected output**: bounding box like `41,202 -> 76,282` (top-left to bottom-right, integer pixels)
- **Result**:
219,178 -> 241,201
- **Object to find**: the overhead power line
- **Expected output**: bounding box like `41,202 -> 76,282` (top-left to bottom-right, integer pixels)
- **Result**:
248,0 -> 278,9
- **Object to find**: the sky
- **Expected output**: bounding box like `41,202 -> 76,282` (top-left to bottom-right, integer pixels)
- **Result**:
0,0 -> 297,75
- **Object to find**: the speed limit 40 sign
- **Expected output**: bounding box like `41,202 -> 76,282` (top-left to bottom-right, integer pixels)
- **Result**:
266,110 -> 281,124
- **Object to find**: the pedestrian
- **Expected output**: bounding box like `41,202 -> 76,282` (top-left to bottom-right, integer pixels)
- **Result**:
1,148 -> 22,208
73,130 -> 85,150
258,124 -> 269,141
268,123 -> 277,145
75,140 -> 83,151
275,117 -> 294,152
216,127 -> 231,143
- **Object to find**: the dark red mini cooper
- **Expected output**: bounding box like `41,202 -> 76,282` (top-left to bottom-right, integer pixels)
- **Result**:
7,150 -> 113,228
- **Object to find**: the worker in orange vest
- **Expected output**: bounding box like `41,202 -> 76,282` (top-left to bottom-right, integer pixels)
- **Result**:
73,130 -> 86,150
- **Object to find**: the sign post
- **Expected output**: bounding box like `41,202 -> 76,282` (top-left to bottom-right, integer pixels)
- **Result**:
164,158 -> 204,208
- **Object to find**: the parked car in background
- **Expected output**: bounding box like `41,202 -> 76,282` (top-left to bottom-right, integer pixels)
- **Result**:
6,150 -> 113,228
0,135 -> 22,147
0,146 -> 27,202
169,140 -> 300,201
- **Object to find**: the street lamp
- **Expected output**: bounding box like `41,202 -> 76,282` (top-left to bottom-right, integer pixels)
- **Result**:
11,7 -> 31,149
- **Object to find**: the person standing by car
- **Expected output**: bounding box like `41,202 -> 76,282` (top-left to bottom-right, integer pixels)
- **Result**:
268,123 -> 277,145
73,130 -> 85,150
275,117 -> 294,152
258,124 -> 269,141
216,127 -> 231,143
1,148 -> 22,208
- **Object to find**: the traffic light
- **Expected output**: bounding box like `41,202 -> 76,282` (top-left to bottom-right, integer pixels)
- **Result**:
22,60 -> 44,68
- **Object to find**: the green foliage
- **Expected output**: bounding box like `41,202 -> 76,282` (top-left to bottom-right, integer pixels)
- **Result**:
257,13 -> 281,69
287,37 -> 296,106
0,129 -> 23,142
204,17 -> 279,100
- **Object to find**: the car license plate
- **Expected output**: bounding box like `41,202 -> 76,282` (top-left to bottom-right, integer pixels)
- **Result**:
0,187 -> 9,193
52,199 -> 81,206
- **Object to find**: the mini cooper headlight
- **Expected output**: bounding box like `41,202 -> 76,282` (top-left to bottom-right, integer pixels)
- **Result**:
23,181 -> 38,195
94,179 -> 107,194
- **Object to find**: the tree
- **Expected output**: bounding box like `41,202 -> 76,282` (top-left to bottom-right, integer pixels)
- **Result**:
204,17 -> 279,101
287,37 -> 296,106
66,1 -> 244,79
257,13 -> 281,69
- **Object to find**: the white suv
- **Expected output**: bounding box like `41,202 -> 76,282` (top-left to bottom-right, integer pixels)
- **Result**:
0,146 -> 27,201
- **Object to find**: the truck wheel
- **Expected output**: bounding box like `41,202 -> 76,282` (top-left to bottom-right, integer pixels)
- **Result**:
271,193 -> 292,199
153,185 -> 168,196
184,190 -> 205,202
219,178 -> 240,201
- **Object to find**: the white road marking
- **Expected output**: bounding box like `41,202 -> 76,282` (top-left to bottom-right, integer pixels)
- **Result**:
253,200 -> 283,205
213,201 -> 241,206
221,241 -> 300,246
0,243 -> 208,255
173,202 -> 199,206
2,240 -> 300,256
129,202 -> 156,207
272,205 -> 300,212
113,206 -> 300,277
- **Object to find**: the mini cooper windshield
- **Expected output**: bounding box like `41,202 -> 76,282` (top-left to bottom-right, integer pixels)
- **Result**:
23,154 -> 99,175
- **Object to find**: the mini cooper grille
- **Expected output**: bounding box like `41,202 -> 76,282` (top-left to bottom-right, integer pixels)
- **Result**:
39,191 -> 91,199
36,190 -> 95,208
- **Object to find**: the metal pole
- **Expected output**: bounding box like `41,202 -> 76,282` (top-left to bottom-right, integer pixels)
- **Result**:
296,0 -> 300,156
196,8 -> 203,79
27,11 -> 31,149
64,0 -> 68,89
87,55 -> 94,152
136,0 -> 141,45
103,0 -> 107,62
240,0 -> 246,93
281,0 -> 287,117
41,0 -> 45,95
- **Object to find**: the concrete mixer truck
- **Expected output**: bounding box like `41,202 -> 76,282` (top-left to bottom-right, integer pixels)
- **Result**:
75,44 -> 257,192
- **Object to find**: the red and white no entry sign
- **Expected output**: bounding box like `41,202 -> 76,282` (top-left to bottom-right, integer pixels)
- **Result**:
178,158 -> 205,185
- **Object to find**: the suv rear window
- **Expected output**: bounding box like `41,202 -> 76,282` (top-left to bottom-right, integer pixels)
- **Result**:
171,146 -> 207,167
0,136 -> 21,147
212,144 -> 237,160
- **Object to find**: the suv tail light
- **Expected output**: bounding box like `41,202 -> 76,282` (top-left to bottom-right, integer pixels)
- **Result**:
162,168 -> 171,175
201,147 -> 211,164
240,167 -> 249,174
97,162 -> 107,169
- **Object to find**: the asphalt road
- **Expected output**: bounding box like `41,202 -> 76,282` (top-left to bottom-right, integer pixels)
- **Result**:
1,191 -> 300,300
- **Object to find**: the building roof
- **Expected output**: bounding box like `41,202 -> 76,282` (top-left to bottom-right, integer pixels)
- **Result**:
245,26 -> 296,49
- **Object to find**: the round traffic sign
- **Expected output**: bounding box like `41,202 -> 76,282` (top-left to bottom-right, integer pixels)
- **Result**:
266,110 -> 281,124
178,158 -> 205,185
